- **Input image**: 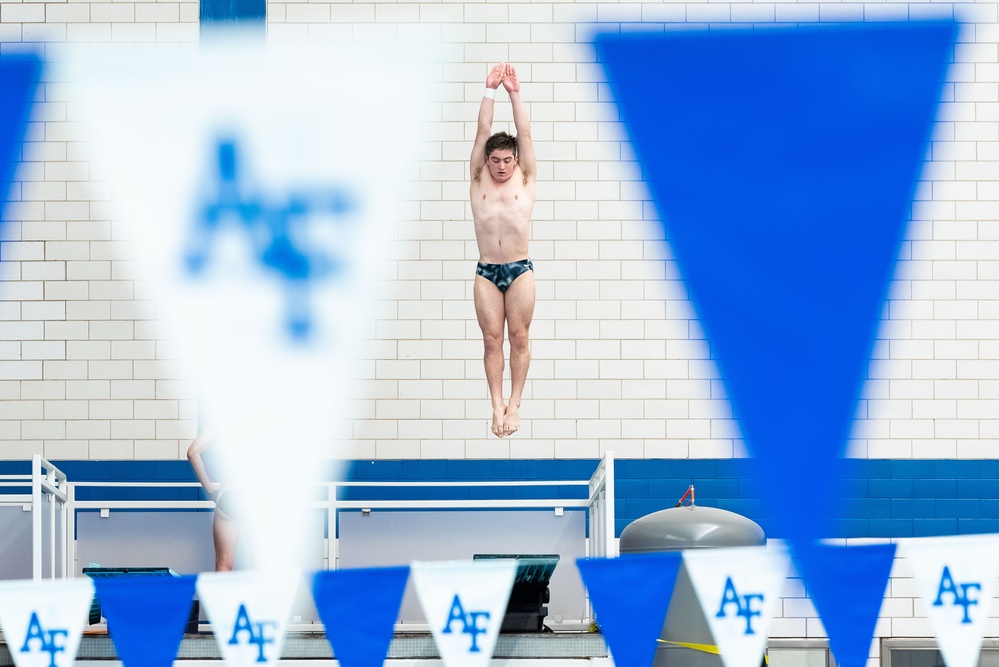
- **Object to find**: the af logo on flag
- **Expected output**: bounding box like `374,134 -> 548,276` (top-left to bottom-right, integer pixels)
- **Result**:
683,545 -> 789,667
0,579 -> 94,667
411,559 -> 517,667
196,570 -> 300,667
901,535 -> 999,667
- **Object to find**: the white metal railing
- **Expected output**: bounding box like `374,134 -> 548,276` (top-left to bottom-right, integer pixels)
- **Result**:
587,452 -> 616,559
0,455 -> 73,580
56,452 -> 615,578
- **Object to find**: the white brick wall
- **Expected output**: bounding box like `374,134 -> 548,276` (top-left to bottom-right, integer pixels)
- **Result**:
0,0 -> 997,470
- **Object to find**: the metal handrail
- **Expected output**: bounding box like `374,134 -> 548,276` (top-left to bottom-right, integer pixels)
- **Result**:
11,452 -> 616,592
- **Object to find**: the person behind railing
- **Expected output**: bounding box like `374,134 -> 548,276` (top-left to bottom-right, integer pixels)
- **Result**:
187,434 -> 239,572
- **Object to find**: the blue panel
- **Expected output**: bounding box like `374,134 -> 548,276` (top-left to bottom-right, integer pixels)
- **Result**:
199,0 -> 265,30
891,499 -> 937,519
912,519 -> 958,537
400,459 -> 448,480
111,460 -> 157,481
349,460 -> 403,480
506,460 -> 540,480
934,459 -> 979,478
979,499 -> 999,516
54,460 -> 112,481
889,459 -> 937,479
155,461 -> 197,481
848,499 -> 892,519
514,485 -> 560,500
868,478 -> 912,498
0,461 -> 30,475
540,459 -> 599,479
556,485 -> 588,500
935,499 -> 981,519
685,478 -> 741,501
959,519 -> 999,535
615,478 -> 650,499
847,458 -> 891,478
912,478 -> 957,497
617,459 -> 677,479
680,459 -> 722,480
869,519 -> 914,538
960,479 -> 999,499
446,460 -> 496,480
648,478 -> 683,500
828,519 -> 871,538
433,487 -> 472,501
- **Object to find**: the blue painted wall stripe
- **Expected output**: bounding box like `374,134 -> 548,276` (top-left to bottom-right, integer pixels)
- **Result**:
2,458 -> 996,539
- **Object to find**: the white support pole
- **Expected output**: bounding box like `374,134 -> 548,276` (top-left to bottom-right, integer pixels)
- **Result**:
49,477 -> 56,579
31,454 -> 42,581
328,483 -> 338,571
66,483 -> 76,579
603,452 -> 616,558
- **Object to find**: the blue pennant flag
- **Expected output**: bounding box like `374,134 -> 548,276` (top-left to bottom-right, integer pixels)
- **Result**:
792,541 -> 896,667
595,23 -> 956,540
312,566 -> 409,667
577,554 -> 682,667
0,55 -> 43,224
93,574 -> 197,667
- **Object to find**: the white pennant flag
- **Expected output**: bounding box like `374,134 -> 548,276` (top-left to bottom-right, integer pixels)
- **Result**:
0,578 -> 94,667
196,570 -> 301,667
67,40 -> 436,570
411,560 -> 518,667
899,534 -> 999,667
683,544 -> 789,667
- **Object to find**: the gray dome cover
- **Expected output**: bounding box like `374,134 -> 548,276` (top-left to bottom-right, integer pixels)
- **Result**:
620,505 -> 765,553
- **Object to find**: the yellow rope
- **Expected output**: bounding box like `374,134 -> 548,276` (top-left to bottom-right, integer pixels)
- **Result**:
656,639 -> 721,655
655,640 -> 769,664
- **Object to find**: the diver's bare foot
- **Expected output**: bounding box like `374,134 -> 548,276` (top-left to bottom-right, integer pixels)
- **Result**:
503,404 -> 520,436
492,405 -> 507,438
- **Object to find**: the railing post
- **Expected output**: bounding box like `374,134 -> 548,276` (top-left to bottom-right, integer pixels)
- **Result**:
328,483 -> 338,571
64,482 -> 74,579
604,452 -> 616,558
31,454 -> 42,581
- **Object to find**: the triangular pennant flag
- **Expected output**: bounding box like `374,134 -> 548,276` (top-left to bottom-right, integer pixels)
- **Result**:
312,566 -> 409,667
683,545 -> 789,667
196,570 -> 301,667
0,578 -> 95,667
92,574 -> 197,667
71,41 -> 435,570
577,553 -> 682,667
0,55 -> 43,222
792,541 -> 896,667
410,560 -> 517,667
899,535 -> 999,667
595,23 -> 956,540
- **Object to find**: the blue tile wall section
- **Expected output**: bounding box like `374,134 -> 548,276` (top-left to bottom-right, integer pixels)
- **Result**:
2,459 -> 997,539
200,0 -> 265,30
